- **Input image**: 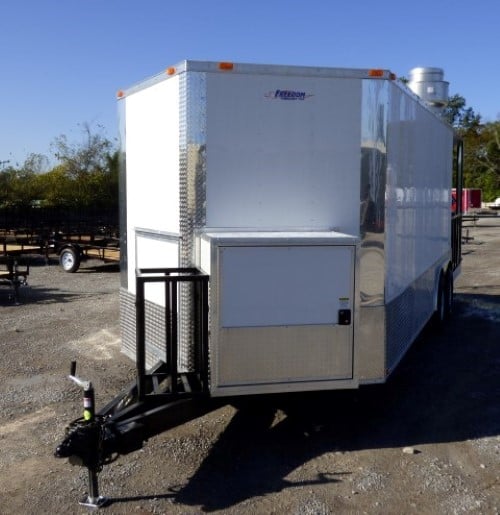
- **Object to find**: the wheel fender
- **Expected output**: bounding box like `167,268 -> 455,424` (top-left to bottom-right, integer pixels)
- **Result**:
57,242 -> 81,255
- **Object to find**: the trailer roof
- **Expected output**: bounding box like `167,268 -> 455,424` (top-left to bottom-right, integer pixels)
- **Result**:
118,60 -> 395,98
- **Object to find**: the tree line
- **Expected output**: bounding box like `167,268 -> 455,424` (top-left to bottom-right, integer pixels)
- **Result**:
445,95 -> 499,201
1,101 -> 499,212
0,124 -> 119,209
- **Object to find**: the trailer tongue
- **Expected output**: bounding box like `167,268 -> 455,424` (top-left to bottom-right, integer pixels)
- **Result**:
55,267 -> 222,508
54,360 -> 220,508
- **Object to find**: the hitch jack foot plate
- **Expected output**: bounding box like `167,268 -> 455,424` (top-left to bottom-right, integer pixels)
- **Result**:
79,495 -> 108,510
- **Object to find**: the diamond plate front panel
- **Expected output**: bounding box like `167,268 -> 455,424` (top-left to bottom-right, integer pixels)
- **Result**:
120,288 -> 167,369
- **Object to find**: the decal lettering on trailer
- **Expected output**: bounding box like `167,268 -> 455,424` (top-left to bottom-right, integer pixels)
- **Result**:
265,89 -> 314,100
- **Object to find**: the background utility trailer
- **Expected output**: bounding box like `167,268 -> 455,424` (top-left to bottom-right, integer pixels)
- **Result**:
0,207 -> 119,273
55,62 -> 463,508
53,229 -> 120,272
119,61 -> 461,396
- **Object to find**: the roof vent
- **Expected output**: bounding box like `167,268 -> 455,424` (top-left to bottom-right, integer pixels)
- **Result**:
408,67 -> 449,115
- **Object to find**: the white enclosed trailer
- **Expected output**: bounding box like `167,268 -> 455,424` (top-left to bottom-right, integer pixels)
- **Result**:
118,61 -> 462,398
56,61 -> 464,507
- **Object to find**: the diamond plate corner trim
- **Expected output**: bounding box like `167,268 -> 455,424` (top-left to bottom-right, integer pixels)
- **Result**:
179,71 -> 208,371
179,70 -> 207,267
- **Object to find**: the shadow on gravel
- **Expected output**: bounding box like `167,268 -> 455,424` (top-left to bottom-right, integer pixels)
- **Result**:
1,282 -> 117,306
171,293 -> 500,512
0,260 -> 119,305
75,262 -> 120,274
20,286 -> 85,304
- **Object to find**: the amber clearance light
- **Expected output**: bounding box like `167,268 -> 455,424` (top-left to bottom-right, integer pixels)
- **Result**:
218,62 -> 234,71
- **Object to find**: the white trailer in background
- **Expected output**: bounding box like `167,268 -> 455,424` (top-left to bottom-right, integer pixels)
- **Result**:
117,61 -> 462,398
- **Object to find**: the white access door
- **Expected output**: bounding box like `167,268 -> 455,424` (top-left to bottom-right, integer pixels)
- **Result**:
207,241 -> 357,396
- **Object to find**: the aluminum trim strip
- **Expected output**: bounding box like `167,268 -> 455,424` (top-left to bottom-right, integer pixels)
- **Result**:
134,227 -> 180,242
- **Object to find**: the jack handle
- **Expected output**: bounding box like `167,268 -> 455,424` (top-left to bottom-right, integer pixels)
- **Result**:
68,361 -> 95,423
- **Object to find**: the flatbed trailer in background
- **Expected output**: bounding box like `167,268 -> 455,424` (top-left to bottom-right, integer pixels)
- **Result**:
0,230 -> 120,273
0,229 -> 47,257
0,229 -> 119,304
52,230 -> 120,272
0,207 -> 119,274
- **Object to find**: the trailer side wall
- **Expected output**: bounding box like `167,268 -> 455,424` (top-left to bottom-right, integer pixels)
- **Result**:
384,83 -> 453,372
120,76 -> 182,364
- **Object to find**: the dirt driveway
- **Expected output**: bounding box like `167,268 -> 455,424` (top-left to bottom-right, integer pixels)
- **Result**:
0,218 -> 499,514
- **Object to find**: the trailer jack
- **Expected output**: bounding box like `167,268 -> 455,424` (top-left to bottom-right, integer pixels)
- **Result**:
55,362 -> 109,508
55,268 -> 215,509
55,359 -> 221,508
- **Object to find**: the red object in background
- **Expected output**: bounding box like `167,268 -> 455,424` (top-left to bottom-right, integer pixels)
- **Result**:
452,188 -> 481,213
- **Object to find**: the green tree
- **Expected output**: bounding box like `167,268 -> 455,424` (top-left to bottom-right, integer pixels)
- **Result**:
50,123 -> 117,208
10,169 -> 41,206
0,159 -> 44,207
37,165 -> 74,206
0,166 -> 16,206
463,121 -> 500,200
444,94 -> 482,130
0,153 -> 50,207
51,123 -> 112,179
444,94 -> 499,201
23,153 -> 50,175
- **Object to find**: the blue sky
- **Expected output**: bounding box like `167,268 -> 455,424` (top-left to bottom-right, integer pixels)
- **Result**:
1,0 -> 498,167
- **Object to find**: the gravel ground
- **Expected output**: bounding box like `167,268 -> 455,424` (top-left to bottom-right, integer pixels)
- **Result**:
0,218 -> 499,514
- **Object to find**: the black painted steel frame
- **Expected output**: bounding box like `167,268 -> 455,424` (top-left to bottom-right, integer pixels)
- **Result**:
452,139 -> 464,271
55,268 -> 213,507
135,267 -> 210,401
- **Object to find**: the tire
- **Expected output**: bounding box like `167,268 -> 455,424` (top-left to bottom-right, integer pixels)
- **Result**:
445,268 -> 454,318
59,247 -> 80,273
433,270 -> 452,327
433,273 -> 447,326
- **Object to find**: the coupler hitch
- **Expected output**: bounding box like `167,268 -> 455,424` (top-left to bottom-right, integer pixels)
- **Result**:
55,362 -> 108,509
